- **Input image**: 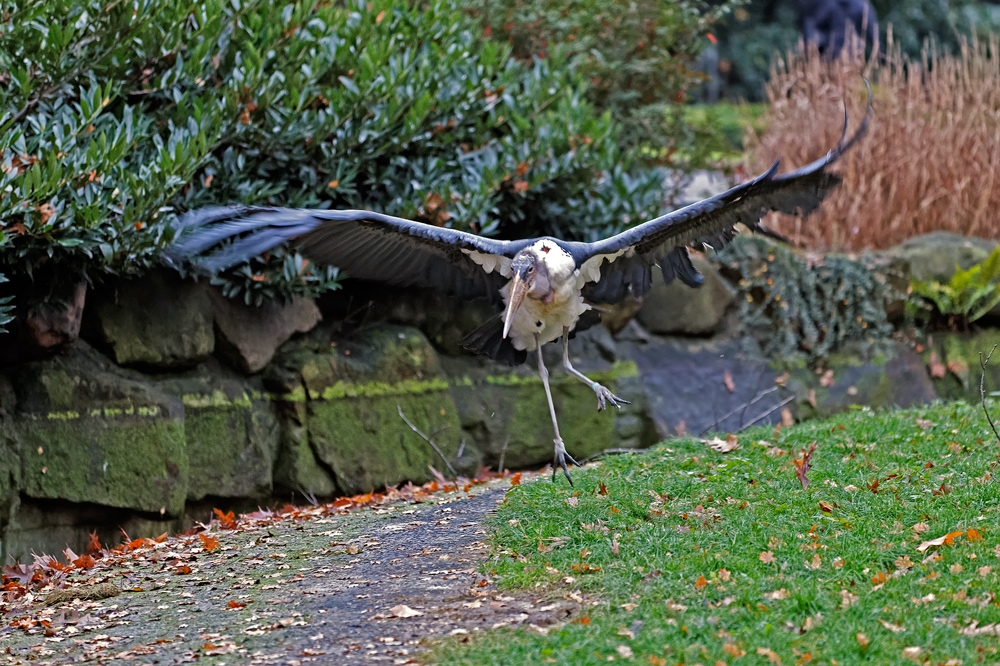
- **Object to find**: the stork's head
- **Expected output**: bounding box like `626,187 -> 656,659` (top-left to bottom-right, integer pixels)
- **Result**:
503,249 -> 551,338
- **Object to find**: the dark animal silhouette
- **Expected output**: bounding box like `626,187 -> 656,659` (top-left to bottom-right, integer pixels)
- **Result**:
799,0 -> 878,58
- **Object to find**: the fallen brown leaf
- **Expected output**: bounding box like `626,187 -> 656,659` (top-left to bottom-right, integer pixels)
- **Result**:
756,646 -> 782,664
879,619 -> 905,633
916,529 -> 966,552
705,434 -> 739,453
388,604 -> 423,618
723,369 -> 736,393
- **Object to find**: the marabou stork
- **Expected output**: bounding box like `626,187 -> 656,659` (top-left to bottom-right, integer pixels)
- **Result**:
168,96 -> 869,484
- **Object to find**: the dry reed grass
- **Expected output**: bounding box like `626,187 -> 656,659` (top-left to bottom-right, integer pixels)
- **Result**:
746,33 -> 1000,251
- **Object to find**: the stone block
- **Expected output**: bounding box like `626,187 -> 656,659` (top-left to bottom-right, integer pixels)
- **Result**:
10,341 -> 188,516
272,401 -> 338,497
637,255 -> 735,336
86,269 -> 214,369
155,362 -> 280,501
267,324 -> 465,494
210,290 -> 321,374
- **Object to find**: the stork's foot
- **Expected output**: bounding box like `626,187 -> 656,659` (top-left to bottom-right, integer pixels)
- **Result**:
592,383 -> 631,412
552,438 -> 579,485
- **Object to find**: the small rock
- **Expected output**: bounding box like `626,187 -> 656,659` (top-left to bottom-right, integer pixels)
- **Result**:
22,282 -> 87,355
637,255 -> 735,336
85,269 -> 214,369
211,290 -> 321,374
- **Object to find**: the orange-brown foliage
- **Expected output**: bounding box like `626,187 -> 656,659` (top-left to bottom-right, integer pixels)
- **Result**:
747,34 -> 1000,251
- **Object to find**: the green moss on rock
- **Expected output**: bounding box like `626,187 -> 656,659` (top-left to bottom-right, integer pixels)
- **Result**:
308,391 -> 463,495
272,401 -> 338,498
924,330 -> 1000,401
11,342 -> 191,516
156,366 -> 280,502
19,412 -> 188,516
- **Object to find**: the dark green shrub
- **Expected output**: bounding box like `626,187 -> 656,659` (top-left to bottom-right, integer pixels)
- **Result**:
908,247 -> 1000,331
718,236 -> 893,364
712,0 -> 1000,101
0,0 -> 665,312
462,0 -> 740,166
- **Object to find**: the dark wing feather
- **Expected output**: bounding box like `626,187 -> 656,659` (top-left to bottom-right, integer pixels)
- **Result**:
167,206 -> 533,302
578,90 -> 871,304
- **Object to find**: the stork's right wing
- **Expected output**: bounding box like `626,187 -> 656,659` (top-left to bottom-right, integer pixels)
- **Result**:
575,85 -> 871,304
166,206 -> 534,302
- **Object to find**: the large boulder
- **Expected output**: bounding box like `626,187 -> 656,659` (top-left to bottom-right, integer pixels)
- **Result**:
266,324 -> 467,495
625,337 -> 785,437
155,361 -> 280,501
210,290 -> 322,374
85,269 -> 214,369
8,341 -> 189,516
786,342 -> 938,420
879,232 -> 1000,322
884,232 -> 999,282
447,326 -> 654,469
637,254 -> 735,336
921,330 -> 1000,401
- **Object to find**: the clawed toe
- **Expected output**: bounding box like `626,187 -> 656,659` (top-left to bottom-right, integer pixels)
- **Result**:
552,442 -> 579,485
595,385 -> 631,412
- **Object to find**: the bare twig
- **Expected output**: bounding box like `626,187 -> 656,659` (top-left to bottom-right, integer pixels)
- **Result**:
497,436 -> 510,474
397,403 -> 458,477
297,488 -> 319,507
699,385 -> 781,435
980,345 -> 1000,444
579,447 -> 643,465
741,395 -> 796,431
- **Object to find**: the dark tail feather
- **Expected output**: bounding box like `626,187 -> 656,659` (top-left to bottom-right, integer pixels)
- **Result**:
461,315 -> 528,367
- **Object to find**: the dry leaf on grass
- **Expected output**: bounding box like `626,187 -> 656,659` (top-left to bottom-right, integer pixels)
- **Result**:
793,441 -> 816,490
959,621 -> 1000,637
616,644 -> 634,659
916,529 -> 966,552
879,619 -> 905,633
704,434 -> 739,453
756,646 -> 782,664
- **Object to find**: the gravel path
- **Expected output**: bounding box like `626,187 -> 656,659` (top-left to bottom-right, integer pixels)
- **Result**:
1,477 -> 579,665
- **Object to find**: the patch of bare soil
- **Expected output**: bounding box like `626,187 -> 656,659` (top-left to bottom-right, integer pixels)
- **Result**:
1,476 -> 579,665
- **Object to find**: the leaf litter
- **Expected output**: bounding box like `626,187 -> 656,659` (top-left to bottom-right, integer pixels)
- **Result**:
1,471 -> 583,664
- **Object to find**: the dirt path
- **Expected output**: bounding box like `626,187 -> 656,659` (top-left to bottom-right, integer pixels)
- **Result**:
1,477 -> 579,665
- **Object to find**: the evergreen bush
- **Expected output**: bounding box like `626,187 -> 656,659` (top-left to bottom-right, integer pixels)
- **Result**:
718,236 -> 893,364
0,0 -> 665,313
464,0 -> 738,166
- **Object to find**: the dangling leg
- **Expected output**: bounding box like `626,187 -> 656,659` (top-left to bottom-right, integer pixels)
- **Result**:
562,326 -> 630,411
535,333 -> 577,484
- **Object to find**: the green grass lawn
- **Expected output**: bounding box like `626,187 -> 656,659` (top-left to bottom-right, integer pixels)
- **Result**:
431,401 -> 1000,665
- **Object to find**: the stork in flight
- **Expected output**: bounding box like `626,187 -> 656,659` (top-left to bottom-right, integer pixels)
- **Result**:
168,97 -> 869,484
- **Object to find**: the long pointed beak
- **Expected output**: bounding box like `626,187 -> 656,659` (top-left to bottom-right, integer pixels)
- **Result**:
502,273 -> 529,339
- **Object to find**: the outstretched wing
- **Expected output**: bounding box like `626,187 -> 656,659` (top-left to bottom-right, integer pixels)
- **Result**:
577,88 -> 872,304
166,206 -> 534,302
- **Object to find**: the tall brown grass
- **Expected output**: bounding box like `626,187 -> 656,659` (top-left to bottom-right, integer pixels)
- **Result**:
747,33 -> 1000,251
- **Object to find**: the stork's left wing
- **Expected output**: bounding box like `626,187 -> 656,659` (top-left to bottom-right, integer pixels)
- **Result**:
577,90 -> 871,304
166,206 -> 533,303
